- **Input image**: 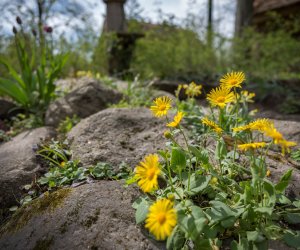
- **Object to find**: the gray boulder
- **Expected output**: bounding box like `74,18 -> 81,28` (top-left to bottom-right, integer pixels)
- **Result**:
45,80 -> 123,127
272,119 -> 300,144
55,77 -> 93,93
67,108 -> 177,169
266,151 -> 300,199
0,127 -> 56,211
0,181 -> 162,250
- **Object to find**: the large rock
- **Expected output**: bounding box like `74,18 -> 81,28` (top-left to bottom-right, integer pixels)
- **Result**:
68,108 -> 175,168
0,181 -> 162,250
45,80 -> 123,126
265,151 -> 300,199
55,77 -> 93,93
0,127 -> 56,211
272,119 -> 300,144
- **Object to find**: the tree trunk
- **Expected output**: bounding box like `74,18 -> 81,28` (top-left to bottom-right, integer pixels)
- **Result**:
235,0 -> 254,36
207,0 -> 213,47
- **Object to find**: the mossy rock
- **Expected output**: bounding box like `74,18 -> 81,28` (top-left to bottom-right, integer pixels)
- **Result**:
0,181 -> 163,250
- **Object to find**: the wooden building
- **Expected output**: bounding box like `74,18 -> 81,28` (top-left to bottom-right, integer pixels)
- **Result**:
253,0 -> 300,27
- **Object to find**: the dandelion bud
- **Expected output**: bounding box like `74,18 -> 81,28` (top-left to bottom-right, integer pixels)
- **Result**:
32,29 -> 37,37
167,193 -> 175,201
164,130 -> 172,139
210,177 -> 218,185
43,26 -> 53,33
16,16 -> 22,25
12,26 -> 18,34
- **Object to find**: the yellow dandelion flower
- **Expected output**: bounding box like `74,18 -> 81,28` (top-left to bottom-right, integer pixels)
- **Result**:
266,169 -> 271,177
249,119 -> 273,133
233,119 -> 273,133
241,91 -> 255,103
277,139 -> 297,156
201,117 -> 223,134
249,109 -> 258,116
238,142 -> 267,151
167,111 -> 184,127
60,161 -> 66,168
206,87 -> 235,109
145,199 -> 177,241
175,84 -> 184,98
150,96 -> 172,117
183,82 -> 202,98
264,127 -> 284,144
220,71 -> 246,89
232,124 -> 251,133
135,154 -> 160,193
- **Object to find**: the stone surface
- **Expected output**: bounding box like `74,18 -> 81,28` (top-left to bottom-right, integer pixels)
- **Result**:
0,127 -> 56,210
266,151 -> 300,199
0,181 -> 163,250
45,79 -> 123,126
55,77 -> 101,93
272,119 -> 300,144
67,108 -> 177,169
151,90 -> 176,101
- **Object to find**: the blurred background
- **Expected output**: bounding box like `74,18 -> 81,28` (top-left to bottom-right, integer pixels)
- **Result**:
1,0 -> 300,113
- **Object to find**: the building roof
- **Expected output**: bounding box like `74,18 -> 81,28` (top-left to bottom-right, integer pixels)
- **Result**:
254,0 -> 300,13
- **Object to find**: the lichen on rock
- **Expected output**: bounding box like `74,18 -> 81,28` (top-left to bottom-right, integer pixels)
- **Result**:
0,188 -> 71,235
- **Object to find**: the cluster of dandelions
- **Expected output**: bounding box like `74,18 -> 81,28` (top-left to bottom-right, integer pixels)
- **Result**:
133,82 -> 199,240
201,71 -> 296,155
132,73 -> 298,245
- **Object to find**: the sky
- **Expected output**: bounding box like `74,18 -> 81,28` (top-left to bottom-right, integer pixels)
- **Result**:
1,0 -> 236,39
92,0 -> 236,36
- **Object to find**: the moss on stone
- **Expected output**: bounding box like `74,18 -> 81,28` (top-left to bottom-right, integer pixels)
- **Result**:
32,236 -> 54,250
0,188 -> 72,235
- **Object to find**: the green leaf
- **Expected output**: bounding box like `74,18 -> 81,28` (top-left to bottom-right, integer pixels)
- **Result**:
202,223 -> 221,238
177,205 -> 208,241
125,175 -> 138,185
221,216 -> 236,228
254,207 -> 273,216
275,169 -> 293,193
247,231 -> 265,243
9,206 -> 19,212
215,139 -> 227,160
284,213 -> 300,224
227,150 -> 240,160
263,180 -> 276,207
0,78 -> 28,105
231,238 -> 250,250
253,240 -> 268,250
194,238 -> 212,250
277,194 -> 291,205
170,147 -> 186,172
133,198 -> 150,224
293,200 -> 300,208
283,231 -> 300,249
166,226 -> 185,250
263,224 -> 283,240
207,201 -> 241,223
184,174 -> 211,196
188,146 -> 209,165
